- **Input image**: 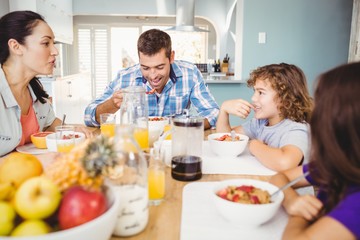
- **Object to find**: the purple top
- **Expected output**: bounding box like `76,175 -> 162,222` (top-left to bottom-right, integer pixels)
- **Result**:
303,164 -> 360,238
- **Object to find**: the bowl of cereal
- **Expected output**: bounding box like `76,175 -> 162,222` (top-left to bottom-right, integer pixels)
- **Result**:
148,116 -> 169,147
212,179 -> 283,225
46,132 -> 85,152
207,132 -> 249,157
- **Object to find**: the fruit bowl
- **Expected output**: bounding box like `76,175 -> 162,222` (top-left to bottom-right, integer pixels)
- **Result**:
30,132 -> 54,149
45,132 -> 85,152
207,132 -> 249,157
212,179 -> 283,226
2,186 -> 120,240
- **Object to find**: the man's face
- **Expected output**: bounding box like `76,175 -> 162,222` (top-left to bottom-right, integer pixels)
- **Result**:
139,48 -> 174,93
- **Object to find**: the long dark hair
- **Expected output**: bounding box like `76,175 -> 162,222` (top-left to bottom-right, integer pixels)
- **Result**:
309,61 -> 360,214
0,11 -> 49,103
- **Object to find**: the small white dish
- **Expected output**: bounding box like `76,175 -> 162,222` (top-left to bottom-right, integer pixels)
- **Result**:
16,143 -> 49,155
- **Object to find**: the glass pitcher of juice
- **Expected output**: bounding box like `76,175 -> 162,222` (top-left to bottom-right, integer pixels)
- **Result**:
119,86 -> 149,150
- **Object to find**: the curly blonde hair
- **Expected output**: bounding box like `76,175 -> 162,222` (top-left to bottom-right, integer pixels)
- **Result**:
247,63 -> 313,123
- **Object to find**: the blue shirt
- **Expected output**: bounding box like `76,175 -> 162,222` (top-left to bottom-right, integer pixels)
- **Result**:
84,60 -> 219,127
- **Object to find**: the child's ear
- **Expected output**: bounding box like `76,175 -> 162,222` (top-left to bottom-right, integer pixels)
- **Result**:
8,39 -> 23,56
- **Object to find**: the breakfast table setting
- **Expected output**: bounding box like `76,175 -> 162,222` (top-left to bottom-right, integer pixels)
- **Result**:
0,124 -> 314,240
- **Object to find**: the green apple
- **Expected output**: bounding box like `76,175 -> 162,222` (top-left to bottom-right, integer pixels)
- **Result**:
0,201 -> 16,236
11,219 -> 51,237
14,176 -> 61,219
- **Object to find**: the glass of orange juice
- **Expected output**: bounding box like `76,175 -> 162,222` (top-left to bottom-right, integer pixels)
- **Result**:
55,125 -> 75,153
134,127 -> 149,150
146,148 -> 165,205
100,113 -> 116,138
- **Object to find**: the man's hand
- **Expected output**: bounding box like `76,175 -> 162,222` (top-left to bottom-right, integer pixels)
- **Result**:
95,90 -> 123,123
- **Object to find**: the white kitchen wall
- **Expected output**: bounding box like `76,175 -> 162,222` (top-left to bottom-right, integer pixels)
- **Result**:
0,0 -> 9,17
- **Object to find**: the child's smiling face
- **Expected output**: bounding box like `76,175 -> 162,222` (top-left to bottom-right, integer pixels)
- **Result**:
251,78 -> 283,126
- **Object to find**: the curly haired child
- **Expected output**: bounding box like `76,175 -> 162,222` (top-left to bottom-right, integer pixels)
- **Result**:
216,63 -> 313,171
270,61 -> 360,240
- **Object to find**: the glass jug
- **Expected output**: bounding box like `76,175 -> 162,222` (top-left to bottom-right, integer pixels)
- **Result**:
107,124 -> 149,237
171,110 -> 204,181
119,86 -> 149,150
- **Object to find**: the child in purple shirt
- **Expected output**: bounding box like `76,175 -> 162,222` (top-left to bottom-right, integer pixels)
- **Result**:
270,61 -> 360,240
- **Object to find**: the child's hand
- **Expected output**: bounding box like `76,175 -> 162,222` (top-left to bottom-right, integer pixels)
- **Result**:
221,99 -> 254,119
284,194 -> 323,221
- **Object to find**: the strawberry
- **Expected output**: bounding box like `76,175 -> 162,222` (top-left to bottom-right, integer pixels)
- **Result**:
250,195 -> 260,204
236,185 -> 254,193
217,189 -> 228,199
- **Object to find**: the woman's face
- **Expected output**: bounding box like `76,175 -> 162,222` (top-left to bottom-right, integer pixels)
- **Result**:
251,78 -> 282,126
139,48 -> 175,94
20,21 -> 58,76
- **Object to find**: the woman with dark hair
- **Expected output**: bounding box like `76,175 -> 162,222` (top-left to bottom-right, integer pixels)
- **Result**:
0,11 -> 90,156
270,61 -> 360,239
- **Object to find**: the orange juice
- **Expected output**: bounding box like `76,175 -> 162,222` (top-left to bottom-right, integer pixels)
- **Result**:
134,127 -> 149,150
101,123 -> 115,137
163,124 -> 172,140
148,168 -> 165,201
57,143 -> 74,153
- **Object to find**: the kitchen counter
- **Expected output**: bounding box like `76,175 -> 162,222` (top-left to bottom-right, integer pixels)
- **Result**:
202,73 -> 244,84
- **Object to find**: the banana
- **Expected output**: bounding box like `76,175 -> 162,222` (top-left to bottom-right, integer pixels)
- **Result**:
0,182 -> 16,201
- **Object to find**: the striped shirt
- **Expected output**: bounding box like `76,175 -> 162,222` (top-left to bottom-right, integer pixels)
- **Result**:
84,60 -> 219,127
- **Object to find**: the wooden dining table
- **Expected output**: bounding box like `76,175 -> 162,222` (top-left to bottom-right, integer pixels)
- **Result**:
107,128 -> 272,240
0,126 -> 274,240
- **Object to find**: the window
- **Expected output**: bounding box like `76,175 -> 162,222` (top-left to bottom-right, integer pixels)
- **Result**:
76,19 -> 212,100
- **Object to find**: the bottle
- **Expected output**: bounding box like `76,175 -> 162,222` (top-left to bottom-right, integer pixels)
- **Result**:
119,86 -> 149,150
107,125 -> 149,237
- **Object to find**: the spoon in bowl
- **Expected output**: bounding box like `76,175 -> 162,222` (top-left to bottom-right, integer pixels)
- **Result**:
271,171 -> 310,201
230,130 -> 236,141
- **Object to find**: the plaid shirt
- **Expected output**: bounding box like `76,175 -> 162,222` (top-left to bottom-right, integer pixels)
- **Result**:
84,60 -> 219,127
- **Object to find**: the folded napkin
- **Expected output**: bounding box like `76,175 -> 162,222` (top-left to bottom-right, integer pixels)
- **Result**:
181,182 -> 288,240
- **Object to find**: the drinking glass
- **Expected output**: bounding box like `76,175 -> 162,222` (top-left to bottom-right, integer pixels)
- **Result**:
100,113 -> 116,137
146,148 -> 165,205
55,125 -> 75,153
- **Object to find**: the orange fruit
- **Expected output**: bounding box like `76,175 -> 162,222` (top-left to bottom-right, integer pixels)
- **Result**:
0,152 -> 43,188
31,132 -> 53,149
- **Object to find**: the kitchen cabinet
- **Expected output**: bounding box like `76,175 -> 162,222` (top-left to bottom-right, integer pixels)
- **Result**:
9,0 -> 73,44
53,73 -> 92,124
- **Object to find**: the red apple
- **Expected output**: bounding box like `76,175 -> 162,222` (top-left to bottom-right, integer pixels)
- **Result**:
58,186 -> 107,230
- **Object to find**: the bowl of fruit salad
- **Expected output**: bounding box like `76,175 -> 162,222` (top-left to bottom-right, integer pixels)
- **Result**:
212,179 -> 284,225
207,132 -> 249,157
46,132 -> 85,152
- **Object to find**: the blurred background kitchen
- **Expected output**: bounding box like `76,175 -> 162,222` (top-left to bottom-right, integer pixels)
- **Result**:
0,0 -> 358,125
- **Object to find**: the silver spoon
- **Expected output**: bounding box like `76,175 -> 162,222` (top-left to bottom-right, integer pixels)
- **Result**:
271,171 -> 310,201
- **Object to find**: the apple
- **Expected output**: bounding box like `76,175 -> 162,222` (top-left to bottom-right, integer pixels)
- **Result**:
58,186 -> 107,229
11,219 -> 51,237
0,201 -> 16,236
14,176 -> 61,220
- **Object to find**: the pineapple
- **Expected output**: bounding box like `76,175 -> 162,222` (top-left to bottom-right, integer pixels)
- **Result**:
44,135 -> 118,192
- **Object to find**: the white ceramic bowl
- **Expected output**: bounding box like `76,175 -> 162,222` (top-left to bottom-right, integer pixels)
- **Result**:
212,179 -> 284,226
207,132 -> 249,157
148,116 -> 169,147
46,132 -> 85,152
3,186 -> 120,240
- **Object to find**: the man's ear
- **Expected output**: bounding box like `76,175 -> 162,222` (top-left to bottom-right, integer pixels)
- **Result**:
169,50 -> 175,64
7,39 -> 23,56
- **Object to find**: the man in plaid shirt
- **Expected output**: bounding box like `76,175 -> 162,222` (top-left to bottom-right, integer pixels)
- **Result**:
84,29 -> 219,129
